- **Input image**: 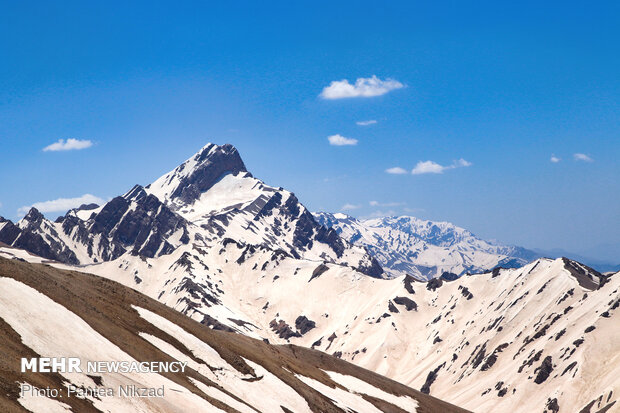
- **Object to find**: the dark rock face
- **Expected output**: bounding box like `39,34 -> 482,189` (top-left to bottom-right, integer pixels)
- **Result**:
163,143 -> 248,206
440,271 -> 459,281
0,208 -> 80,265
426,277 -> 443,291
562,258 -> 605,290
1,185 -> 190,266
393,296 -> 417,311
545,398 -> 560,413
201,314 -> 236,332
470,342 -> 487,370
309,264 -> 329,282
480,343 -> 509,371
518,349 -> 543,373
421,362 -> 445,394
458,285 -> 474,300
534,356 -> 554,384
76,186 -> 190,261
294,316 -> 316,335
269,319 -> 301,339
354,254 -> 384,279
275,194 -> 383,278
403,274 -> 417,294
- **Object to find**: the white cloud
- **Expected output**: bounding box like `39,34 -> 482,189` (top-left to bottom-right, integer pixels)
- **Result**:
18,194 -> 105,216
43,138 -> 93,152
385,167 -> 408,175
341,203 -> 361,211
320,76 -> 404,99
356,120 -> 377,126
411,158 -> 472,175
328,134 -> 358,146
573,153 -> 593,162
369,201 -> 404,207
550,155 -> 561,163
411,160 -> 445,175
454,158 -> 472,167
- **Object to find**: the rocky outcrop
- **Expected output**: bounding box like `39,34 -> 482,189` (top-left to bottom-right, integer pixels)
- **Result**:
149,143 -> 248,207
0,209 -> 79,264
294,316 -> 316,335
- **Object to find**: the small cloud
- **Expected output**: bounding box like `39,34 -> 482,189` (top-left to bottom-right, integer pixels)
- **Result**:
18,194 -> 105,216
320,75 -> 404,99
454,158 -> 472,167
411,160 -> 445,175
341,203 -> 361,211
385,167 -> 408,175
573,153 -> 593,162
403,207 -> 425,214
369,201 -> 404,207
550,155 -> 561,163
356,120 -> 377,126
411,158 -> 472,175
328,134 -> 358,146
43,138 -> 93,152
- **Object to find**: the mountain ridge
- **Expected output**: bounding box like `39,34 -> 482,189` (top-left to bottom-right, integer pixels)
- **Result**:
1,142 -> 618,412
313,212 -> 540,280
0,254 -> 468,413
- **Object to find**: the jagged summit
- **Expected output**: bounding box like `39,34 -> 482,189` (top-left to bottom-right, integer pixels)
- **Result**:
0,143 -> 382,277
20,207 -> 44,225
1,141 -> 618,413
146,143 -> 248,209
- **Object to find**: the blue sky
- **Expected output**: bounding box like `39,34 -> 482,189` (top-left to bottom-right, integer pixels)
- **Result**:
1,1 -> 618,261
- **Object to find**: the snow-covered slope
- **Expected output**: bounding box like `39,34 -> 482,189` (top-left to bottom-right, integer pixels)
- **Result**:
0,143 -> 382,277
52,236 -> 614,413
1,142 -> 618,412
314,212 -> 539,279
144,143 -> 382,276
3,240 -> 617,413
0,255 -> 464,413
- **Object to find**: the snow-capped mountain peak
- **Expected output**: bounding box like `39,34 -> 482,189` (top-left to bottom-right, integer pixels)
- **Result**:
314,212 -> 539,279
0,143 -> 383,277
146,142 -> 248,210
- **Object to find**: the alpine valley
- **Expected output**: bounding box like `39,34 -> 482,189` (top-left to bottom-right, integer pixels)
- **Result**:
1,143 -> 618,413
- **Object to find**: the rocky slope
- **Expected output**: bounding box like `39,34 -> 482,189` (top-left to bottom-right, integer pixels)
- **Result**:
0,254 -> 465,413
1,143 -> 618,412
0,143 -> 381,277
313,212 -> 539,280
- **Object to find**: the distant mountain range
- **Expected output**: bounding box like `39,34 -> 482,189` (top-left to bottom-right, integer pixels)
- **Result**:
1,143 -> 618,412
313,212 -> 540,280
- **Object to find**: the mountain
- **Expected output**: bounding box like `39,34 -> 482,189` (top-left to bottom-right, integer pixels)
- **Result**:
532,247 -> 620,274
3,239 -> 618,412
1,142 -> 618,412
0,143 -> 382,278
0,254 -> 466,413
313,212 -> 540,280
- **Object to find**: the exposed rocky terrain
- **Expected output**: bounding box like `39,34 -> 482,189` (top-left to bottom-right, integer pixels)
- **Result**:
0,255 -> 466,413
1,143 -> 618,412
